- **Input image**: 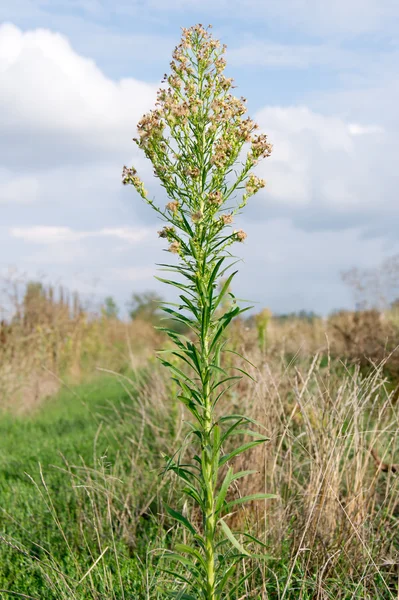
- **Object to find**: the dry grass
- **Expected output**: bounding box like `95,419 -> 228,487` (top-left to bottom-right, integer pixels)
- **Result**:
144,340 -> 399,596
0,279 -> 162,412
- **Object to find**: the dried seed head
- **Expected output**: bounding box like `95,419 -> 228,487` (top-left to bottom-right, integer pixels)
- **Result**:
186,166 -> 201,179
191,211 -> 204,223
220,213 -> 233,225
208,191 -> 223,206
166,201 -> 179,213
158,226 -> 175,239
235,229 -> 247,242
251,133 -> 273,160
121,165 -> 137,185
246,174 -> 266,196
168,241 -> 181,254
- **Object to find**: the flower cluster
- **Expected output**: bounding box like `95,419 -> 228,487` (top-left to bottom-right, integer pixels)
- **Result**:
246,174 -> 266,197
234,229 -> 247,242
220,213 -> 233,225
122,166 -> 148,198
158,226 -> 175,240
250,133 -> 273,161
191,211 -> 204,223
122,24 -> 272,251
168,241 -> 181,254
208,191 -> 223,206
166,201 -> 179,213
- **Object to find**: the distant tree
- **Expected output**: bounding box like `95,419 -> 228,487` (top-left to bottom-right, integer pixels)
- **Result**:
128,291 -> 163,323
275,310 -> 319,323
342,254 -> 399,310
102,296 -> 119,319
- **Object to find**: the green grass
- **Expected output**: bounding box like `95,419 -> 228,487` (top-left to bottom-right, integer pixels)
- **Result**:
0,375 -> 172,599
0,370 -> 396,599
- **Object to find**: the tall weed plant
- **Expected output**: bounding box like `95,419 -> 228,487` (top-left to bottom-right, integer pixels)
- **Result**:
123,24 -> 274,599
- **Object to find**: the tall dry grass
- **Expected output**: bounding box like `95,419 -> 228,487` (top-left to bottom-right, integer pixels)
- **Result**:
0,277 -> 162,412
140,340 -> 399,597
2,333 -> 399,597
37,350 -> 399,597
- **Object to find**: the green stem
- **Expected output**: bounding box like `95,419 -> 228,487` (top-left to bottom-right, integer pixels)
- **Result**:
203,427 -> 216,598
200,248 -> 217,599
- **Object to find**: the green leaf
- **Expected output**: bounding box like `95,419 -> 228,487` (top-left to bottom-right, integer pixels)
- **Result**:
224,493 -> 277,512
219,437 -> 268,467
186,342 -> 203,376
155,276 -> 197,298
175,543 -> 207,571
215,563 -> 236,595
179,381 -> 203,405
219,418 -> 245,447
175,395 -> 202,423
161,306 -> 195,326
160,360 -> 191,382
209,257 -> 225,288
225,349 -> 257,369
156,327 -> 188,350
182,486 -> 205,511
229,365 -> 257,383
215,467 -> 233,514
179,295 -> 199,318
161,568 -> 192,586
212,376 -> 240,392
219,519 -> 250,556
165,505 -> 197,536
213,271 -> 238,311
212,424 -> 221,476
163,462 -> 199,485
231,469 -> 258,481
218,414 -> 267,430
163,552 -> 201,575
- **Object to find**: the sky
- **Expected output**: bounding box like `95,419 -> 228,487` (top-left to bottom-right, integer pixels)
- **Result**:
1,0 -> 399,316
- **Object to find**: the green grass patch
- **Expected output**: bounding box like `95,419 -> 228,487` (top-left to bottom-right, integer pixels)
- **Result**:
0,375 -> 170,599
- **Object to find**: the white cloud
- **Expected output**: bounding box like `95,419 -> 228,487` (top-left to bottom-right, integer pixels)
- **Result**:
9,226 -> 151,244
348,123 -> 385,136
237,218 -> 399,314
0,169 -> 39,203
253,106 -> 397,225
0,23 -> 156,166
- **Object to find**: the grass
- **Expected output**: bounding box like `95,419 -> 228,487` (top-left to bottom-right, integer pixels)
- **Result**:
1,333 -> 399,598
0,373 -> 175,599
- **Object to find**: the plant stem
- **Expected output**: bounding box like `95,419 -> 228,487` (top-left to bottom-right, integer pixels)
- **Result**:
199,242 -> 217,599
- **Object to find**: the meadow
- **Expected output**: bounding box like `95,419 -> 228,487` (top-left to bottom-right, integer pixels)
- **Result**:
1,278 -> 399,599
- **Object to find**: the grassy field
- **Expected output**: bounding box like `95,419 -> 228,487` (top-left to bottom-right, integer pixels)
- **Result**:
0,372 -> 176,599
1,352 -> 399,599
1,283 -> 399,598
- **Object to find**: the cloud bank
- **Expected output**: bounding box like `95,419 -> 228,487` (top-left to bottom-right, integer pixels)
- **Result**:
1,21 -> 398,313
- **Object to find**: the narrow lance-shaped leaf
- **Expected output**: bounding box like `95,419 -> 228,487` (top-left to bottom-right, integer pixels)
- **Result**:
219,519 -> 250,557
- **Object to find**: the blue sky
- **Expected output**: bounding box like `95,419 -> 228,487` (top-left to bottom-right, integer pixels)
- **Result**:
1,0 -> 398,316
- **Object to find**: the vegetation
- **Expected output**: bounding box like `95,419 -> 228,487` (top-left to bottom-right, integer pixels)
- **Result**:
1,21 -> 399,600
1,321 -> 399,598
